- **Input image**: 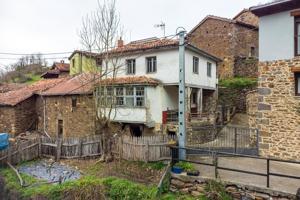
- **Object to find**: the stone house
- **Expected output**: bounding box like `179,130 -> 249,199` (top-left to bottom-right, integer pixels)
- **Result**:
187,9 -> 259,79
248,0 -> 300,160
0,78 -> 66,136
38,74 -> 97,138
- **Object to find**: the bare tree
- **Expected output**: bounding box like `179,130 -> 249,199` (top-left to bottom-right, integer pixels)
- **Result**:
79,0 -> 124,162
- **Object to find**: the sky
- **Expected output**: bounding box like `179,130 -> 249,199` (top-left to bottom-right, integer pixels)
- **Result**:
0,0 -> 270,66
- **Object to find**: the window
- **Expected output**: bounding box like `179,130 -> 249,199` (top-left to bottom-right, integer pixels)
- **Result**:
126,59 -> 136,74
99,86 -> 145,107
116,87 -> 124,106
250,47 -> 256,57
96,58 -> 103,67
207,62 -> 212,77
136,87 -> 145,107
72,97 -> 77,108
146,57 -> 157,73
295,17 -> 300,56
193,57 -> 199,74
125,87 -> 134,107
72,59 -> 75,68
57,120 -> 63,138
296,73 -> 300,96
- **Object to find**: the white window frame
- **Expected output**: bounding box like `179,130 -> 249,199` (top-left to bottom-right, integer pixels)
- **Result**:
207,62 -> 212,77
146,57 -> 157,73
193,56 -> 199,74
126,59 -> 136,75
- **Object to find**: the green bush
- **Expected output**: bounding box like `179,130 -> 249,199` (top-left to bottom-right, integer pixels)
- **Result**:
103,177 -> 157,200
174,161 -> 195,172
219,77 -> 257,89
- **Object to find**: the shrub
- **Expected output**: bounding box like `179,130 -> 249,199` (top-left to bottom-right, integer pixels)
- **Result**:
219,77 -> 257,89
204,180 -> 232,200
174,161 -> 195,172
103,177 -> 157,200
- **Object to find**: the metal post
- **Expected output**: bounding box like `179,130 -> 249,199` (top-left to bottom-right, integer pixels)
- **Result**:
234,127 -> 237,154
178,30 -> 186,160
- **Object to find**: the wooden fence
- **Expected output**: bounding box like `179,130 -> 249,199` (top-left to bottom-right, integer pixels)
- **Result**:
41,135 -> 103,160
0,134 -> 177,166
115,135 -> 177,162
0,138 -> 40,166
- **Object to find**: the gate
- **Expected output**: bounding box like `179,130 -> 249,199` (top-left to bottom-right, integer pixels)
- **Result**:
187,125 -> 259,156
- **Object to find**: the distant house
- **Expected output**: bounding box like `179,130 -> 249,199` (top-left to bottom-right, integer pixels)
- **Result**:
248,0 -> 300,160
41,61 -> 70,79
187,9 -> 259,79
69,51 -> 101,75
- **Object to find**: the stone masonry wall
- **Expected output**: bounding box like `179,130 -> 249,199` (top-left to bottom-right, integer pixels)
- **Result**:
0,97 -> 37,137
234,57 -> 258,78
170,173 -> 296,199
36,95 -> 96,138
188,17 -> 258,79
0,106 -> 15,135
248,58 -> 300,160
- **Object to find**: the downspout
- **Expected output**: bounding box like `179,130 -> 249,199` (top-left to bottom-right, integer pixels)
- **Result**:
41,95 -> 51,138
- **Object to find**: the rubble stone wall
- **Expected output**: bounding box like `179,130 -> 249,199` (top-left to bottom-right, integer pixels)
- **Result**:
247,58 -> 300,160
36,95 -> 96,138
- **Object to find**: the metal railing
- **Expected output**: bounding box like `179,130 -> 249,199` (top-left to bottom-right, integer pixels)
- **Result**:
170,146 -> 300,189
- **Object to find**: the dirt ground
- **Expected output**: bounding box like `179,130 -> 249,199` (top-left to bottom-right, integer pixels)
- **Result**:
189,156 -> 300,195
62,158 -> 165,185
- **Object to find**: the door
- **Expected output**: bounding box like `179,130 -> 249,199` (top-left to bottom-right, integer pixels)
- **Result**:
57,119 -> 63,138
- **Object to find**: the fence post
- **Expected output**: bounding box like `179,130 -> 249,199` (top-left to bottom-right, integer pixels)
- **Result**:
267,159 -> 270,188
234,127 -> 238,154
38,137 -> 42,158
119,137 -> 123,160
8,144 -> 12,164
78,138 -> 83,158
214,153 -> 219,179
145,141 -> 149,163
56,138 -> 62,161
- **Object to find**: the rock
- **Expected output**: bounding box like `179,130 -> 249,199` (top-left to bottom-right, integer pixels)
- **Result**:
180,188 -> 189,194
184,183 -> 193,188
297,188 -> 300,200
169,186 -> 178,193
196,185 -> 205,193
231,192 -> 242,199
255,192 -> 270,200
191,191 -> 201,197
226,186 -> 238,193
171,179 -> 185,188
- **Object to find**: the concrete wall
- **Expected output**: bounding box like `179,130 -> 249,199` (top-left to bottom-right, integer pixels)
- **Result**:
259,11 -> 295,61
70,53 -> 99,75
105,49 -> 217,89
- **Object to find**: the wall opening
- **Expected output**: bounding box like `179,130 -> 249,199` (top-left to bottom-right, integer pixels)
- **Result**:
57,119 -> 63,138
129,124 -> 143,137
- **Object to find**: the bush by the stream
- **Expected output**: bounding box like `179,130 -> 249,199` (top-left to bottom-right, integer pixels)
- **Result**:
219,77 -> 257,89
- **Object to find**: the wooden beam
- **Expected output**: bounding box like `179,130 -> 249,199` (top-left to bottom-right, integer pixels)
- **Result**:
291,9 -> 300,17
291,67 -> 300,72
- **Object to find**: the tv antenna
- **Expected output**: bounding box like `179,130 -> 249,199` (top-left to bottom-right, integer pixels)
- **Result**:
154,22 -> 166,37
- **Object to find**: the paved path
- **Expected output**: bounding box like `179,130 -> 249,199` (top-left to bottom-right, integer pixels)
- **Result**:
189,156 -> 300,194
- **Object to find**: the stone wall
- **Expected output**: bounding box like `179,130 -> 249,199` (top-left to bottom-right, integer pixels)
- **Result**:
188,17 -> 258,79
219,86 -> 256,113
36,95 -> 96,138
0,97 -> 37,137
170,173 -> 296,199
234,57 -> 258,78
248,58 -> 300,160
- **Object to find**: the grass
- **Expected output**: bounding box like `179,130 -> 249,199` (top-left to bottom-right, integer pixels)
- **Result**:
25,74 -> 42,84
219,77 -> 257,89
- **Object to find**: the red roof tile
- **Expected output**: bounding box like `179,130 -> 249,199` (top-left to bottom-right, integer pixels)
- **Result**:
41,74 -> 160,96
0,78 -> 68,106
52,62 -> 70,72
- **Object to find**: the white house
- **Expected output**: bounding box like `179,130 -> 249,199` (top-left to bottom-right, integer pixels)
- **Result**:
71,37 -> 221,136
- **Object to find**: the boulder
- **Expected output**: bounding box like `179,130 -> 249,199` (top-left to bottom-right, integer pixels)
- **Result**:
191,191 -> 201,197
171,179 -> 185,188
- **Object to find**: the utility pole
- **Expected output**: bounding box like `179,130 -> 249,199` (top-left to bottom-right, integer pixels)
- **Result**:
178,30 -> 186,160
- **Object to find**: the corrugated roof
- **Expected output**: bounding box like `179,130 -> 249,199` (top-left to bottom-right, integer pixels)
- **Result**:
0,78 -> 68,106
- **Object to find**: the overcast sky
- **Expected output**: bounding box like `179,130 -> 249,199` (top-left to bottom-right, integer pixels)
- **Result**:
0,0 -> 269,66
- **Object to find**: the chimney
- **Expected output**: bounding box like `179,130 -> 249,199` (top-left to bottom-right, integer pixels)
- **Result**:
60,60 -> 65,64
117,37 -> 124,48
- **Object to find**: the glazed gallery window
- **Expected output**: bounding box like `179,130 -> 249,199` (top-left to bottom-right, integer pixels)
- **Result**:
146,57 -> 157,73
207,62 -> 212,77
98,86 -> 145,107
126,59 -> 136,74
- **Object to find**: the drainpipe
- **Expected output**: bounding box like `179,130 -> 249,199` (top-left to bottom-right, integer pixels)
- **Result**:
41,96 -> 51,138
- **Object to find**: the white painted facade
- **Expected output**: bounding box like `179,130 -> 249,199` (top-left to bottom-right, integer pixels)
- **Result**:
102,47 -> 218,127
259,11 -> 295,61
